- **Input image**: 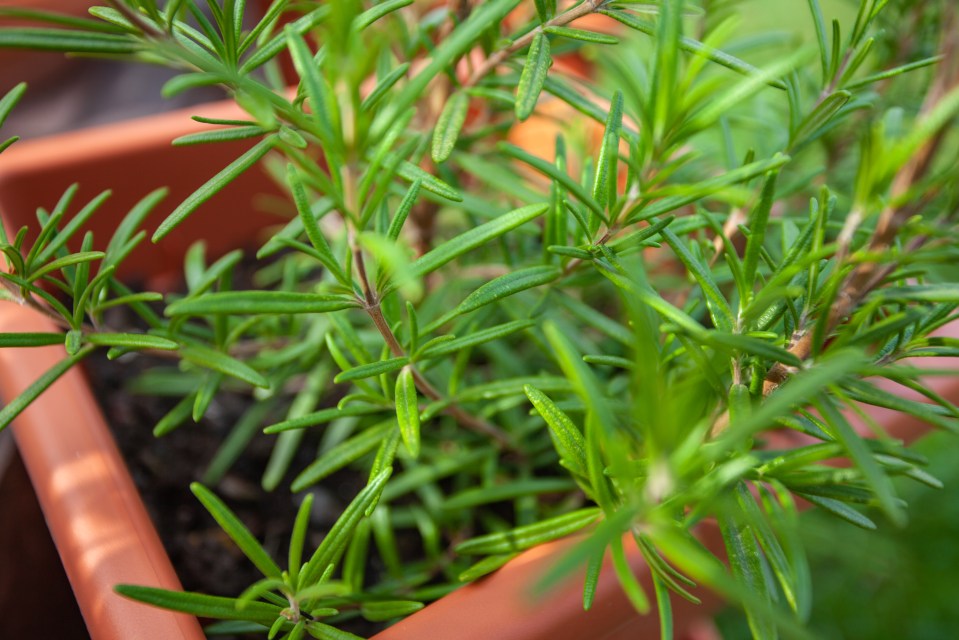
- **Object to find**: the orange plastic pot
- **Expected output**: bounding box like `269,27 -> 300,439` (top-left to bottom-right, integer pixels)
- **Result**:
0,0 -> 95,92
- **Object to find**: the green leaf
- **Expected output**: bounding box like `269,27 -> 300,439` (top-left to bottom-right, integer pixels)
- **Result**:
735,483 -> 800,614
35,185 -> 109,263
454,265 -> 562,317
0,135 -> 18,154
660,226 -> 734,332
742,169 -> 780,291
816,393 -> 904,526
515,33 -> 551,121
499,142 -> 604,218
115,585 -> 280,624
286,27 -> 337,149
387,180 -> 422,242
719,508 -> 776,640
524,385 -> 587,476
360,63 -> 411,112
180,344 -> 269,388
805,0 -> 830,83
288,493 -> 313,586
417,319 -> 534,360
395,366 -> 420,458
458,553 -> 519,582
167,291 -> 357,316
543,25 -> 618,45
354,0 -> 412,29
845,55 -> 943,90
797,493 -> 876,530
291,422 -> 393,491
65,330 -> 83,356
152,394 -> 195,437
0,346 -> 93,432
653,575 -> 673,640
360,600 -> 424,622
790,91 -> 850,147
300,468 -> 393,586
29,251 -> 104,282
872,284 -> 959,303
704,332 -> 801,367
599,9 -> 785,89
104,188 -> 168,271
0,28 -> 138,53
610,536 -> 649,614
306,622 -> 364,640
334,357 -> 409,383
841,378 -> 957,433
0,82 -> 26,129
390,152 -> 463,201
152,136 -> 276,242
583,546 -> 604,610
285,164 -> 350,286
532,0 -> 556,20
0,7 -> 128,32
171,126 -> 266,146
264,404 -> 386,434
625,154 -> 791,224
237,0 -> 291,53
84,333 -> 178,351
455,507 -> 600,555
444,478 -> 575,509
542,321 -> 617,509
0,333 -> 64,348
191,483 -> 282,579
409,204 -> 547,278
431,91 -> 470,164
592,90 -> 624,210
372,0 -> 521,136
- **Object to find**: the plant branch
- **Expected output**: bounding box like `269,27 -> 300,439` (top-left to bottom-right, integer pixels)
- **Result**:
763,13 -> 959,396
347,226 -> 515,450
364,300 -> 515,450
463,0 -> 607,88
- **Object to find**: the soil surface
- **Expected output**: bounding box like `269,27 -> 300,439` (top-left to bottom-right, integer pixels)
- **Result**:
86,325 -> 384,638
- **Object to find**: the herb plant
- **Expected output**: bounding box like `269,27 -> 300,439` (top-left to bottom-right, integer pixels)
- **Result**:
0,1 -> 958,639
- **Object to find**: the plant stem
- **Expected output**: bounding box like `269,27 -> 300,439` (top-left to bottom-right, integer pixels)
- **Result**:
463,0 -> 607,88
762,11 -> 959,396
364,300 -> 514,449
346,219 -> 515,450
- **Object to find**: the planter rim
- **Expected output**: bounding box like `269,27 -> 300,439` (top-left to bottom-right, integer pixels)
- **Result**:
0,304 -> 205,640
0,97 -> 245,183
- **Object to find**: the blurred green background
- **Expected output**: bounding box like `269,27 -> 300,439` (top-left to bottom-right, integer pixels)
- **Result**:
715,430 -> 959,639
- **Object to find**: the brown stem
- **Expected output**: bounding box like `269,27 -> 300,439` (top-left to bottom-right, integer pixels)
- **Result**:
106,0 -> 165,38
463,0 -> 605,88
365,301 -> 515,449
762,12 -> 959,396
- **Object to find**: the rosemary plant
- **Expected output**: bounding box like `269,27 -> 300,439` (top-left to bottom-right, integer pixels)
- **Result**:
0,0 -> 957,638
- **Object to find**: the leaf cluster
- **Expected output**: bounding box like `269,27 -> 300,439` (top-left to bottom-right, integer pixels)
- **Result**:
0,1 -> 958,639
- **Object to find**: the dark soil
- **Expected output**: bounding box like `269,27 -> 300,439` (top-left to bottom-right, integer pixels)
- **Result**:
85,314 -> 386,638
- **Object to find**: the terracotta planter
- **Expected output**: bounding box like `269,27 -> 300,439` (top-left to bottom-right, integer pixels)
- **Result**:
0,97 -> 956,640
0,0 -> 94,92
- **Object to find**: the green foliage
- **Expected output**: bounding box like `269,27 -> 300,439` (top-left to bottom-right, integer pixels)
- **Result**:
1,1 -> 958,639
